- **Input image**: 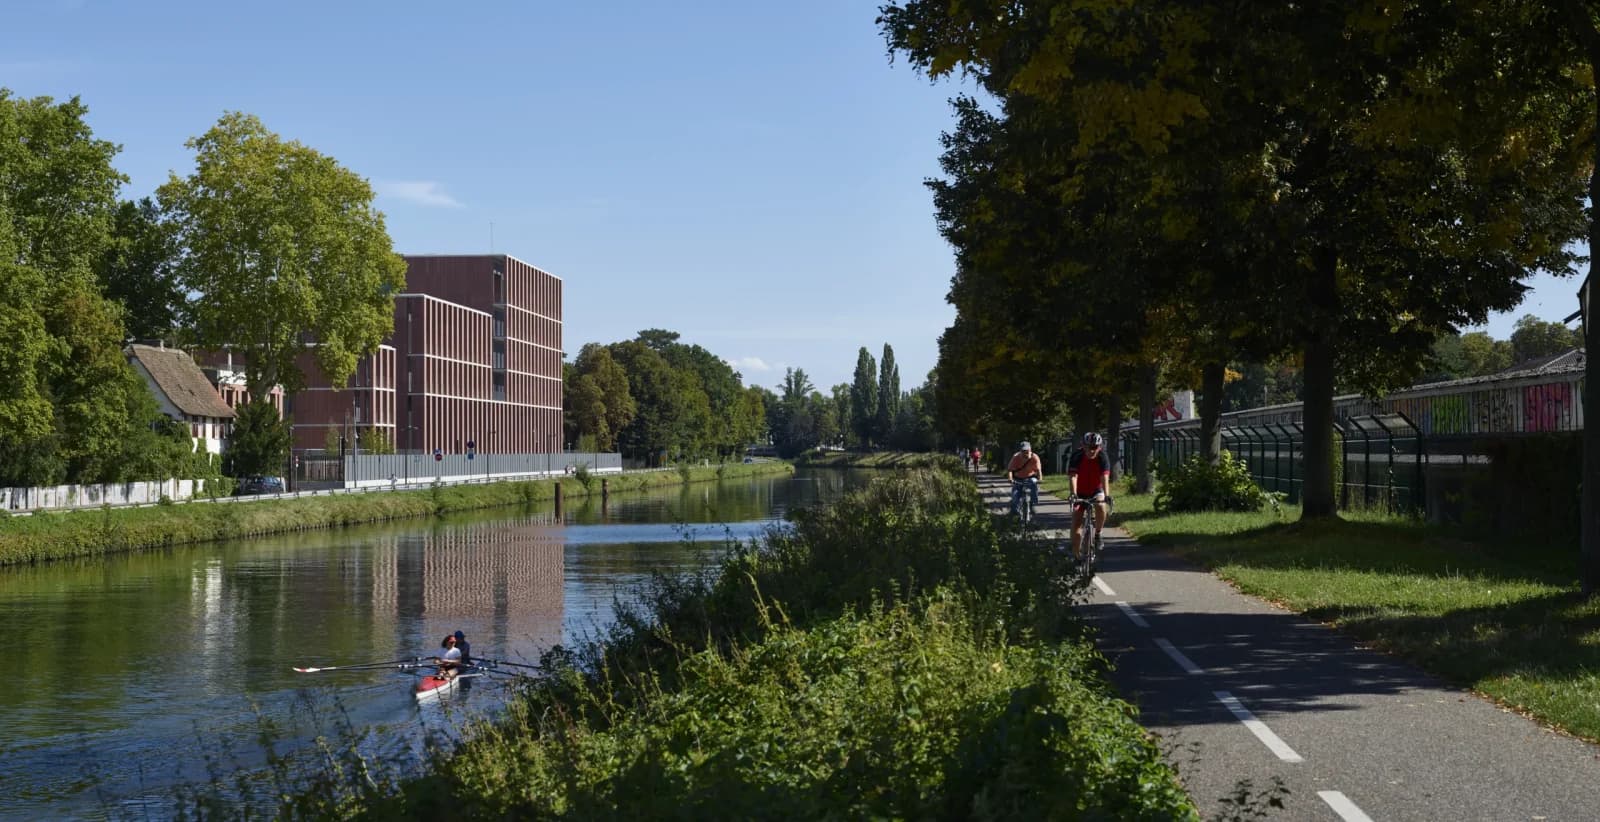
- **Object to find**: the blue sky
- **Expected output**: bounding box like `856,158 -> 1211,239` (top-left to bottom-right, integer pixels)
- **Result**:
2,0 -> 1584,393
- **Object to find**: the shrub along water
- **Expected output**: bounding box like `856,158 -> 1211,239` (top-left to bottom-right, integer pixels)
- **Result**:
0,462 -> 793,567
247,468 -> 1195,819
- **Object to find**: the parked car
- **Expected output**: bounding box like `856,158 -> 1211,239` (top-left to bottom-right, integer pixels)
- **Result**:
237,476 -> 286,495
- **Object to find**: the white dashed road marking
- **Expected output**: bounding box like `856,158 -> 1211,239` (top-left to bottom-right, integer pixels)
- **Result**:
1154,638 -> 1204,675
1114,601 -> 1149,628
1317,791 -> 1375,822
1092,576 -> 1115,596
1214,691 -> 1304,763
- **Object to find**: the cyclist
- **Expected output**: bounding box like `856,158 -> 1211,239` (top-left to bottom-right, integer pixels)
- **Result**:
1068,432 -> 1112,558
1006,441 -> 1042,517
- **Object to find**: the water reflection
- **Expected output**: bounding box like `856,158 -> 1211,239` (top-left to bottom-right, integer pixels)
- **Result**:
0,468 -> 876,818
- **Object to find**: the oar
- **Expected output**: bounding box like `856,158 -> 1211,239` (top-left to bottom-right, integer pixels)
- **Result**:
292,657 -> 426,674
473,658 -> 542,671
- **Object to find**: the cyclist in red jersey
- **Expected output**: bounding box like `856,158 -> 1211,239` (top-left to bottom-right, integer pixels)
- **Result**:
1068,432 -> 1112,557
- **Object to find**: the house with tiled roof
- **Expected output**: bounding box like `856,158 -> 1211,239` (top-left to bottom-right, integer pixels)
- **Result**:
126,343 -> 236,454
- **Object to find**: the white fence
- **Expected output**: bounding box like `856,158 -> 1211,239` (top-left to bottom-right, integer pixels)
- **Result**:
344,452 -> 622,488
2,479 -> 214,512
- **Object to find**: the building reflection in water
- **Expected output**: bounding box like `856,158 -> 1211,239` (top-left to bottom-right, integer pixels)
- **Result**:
371,516 -> 565,663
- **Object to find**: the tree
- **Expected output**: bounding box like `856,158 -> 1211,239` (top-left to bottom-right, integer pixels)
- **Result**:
96,198 -> 182,342
609,341 -> 691,464
884,1 -> 1589,520
568,344 -> 636,452
875,343 -> 901,445
1510,314 -> 1583,365
159,112 -> 407,398
1460,332 -> 1514,377
830,384 -> 854,447
850,348 -> 878,448
0,90 -> 166,487
225,400 -> 291,478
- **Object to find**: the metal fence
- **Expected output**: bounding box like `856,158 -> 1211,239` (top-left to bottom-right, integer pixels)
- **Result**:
1123,414 -> 1446,517
342,452 -> 622,488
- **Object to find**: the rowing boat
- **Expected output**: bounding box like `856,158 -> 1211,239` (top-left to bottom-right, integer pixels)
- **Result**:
414,671 -> 460,701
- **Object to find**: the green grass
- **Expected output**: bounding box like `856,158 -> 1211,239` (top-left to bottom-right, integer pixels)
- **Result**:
1102,480 -> 1600,741
0,461 -> 794,568
794,450 -> 964,470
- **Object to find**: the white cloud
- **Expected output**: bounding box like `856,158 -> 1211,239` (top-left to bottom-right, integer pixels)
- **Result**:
735,356 -> 772,372
374,180 -> 464,208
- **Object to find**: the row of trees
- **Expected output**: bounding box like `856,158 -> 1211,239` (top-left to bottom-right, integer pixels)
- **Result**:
879,1 -> 1596,552
563,336 -> 944,462
564,330 -> 767,464
0,89 -> 406,486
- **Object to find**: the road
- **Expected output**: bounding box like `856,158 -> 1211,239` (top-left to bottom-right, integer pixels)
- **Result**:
980,474 -> 1600,821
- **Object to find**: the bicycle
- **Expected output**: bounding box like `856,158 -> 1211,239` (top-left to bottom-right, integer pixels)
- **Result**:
1010,477 -> 1039,524
1069,494 -> 1113,573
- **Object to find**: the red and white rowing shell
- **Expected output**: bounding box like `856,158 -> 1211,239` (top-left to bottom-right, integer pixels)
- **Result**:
415,673 -> 461,701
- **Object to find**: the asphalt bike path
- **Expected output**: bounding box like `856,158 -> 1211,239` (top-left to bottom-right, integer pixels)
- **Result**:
976,472 -> 1600,821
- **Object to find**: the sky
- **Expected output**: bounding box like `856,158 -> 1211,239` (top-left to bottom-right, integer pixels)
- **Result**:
2,0 -> 1585,393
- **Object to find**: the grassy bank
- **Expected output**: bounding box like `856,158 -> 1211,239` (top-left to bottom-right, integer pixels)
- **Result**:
240,468 -> 1195,820
1099,482 -> 1600,742
0,462 -> 793,568
794,450 -> 964,470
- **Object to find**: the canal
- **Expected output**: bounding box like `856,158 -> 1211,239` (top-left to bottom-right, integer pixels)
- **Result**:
0,467 -> 875,819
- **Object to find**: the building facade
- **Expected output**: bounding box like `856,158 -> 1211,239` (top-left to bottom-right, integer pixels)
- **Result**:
126,344 -> 237,454
286,346 -> 397,451
395,255 -> 564,454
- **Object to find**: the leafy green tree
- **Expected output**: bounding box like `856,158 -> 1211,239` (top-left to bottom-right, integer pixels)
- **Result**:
830,384 -> 853,447
1510,314 -> 1583,365
609,341 -> 692,465
568,343 -> 636,452
850,347 -> 878,448
885,1 -> 1589,520
225,400 -> 291,478
0,90 -> 170,486
96,197 -> 182,342
1460,332 -> 1514,377
159,112 -> 407,398
875,343 -> 900,445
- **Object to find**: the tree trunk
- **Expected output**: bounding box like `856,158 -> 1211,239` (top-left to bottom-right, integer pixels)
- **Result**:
1301,248 -> 1340,520
1583,40 -> 1600,593
1135,362 -> 1157,493
1199,362 -> 1226,464
1106,394 -> 1124,481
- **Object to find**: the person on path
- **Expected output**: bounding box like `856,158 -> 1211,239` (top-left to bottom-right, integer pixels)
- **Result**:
1068,432 -> 1113,557
1006,441 -> 1042,516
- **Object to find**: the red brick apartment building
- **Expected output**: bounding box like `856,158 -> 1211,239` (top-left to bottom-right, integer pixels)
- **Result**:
286,254 -> 564,455
396,255 -> 564,455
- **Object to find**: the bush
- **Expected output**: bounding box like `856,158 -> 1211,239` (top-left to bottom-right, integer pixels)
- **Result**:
1155,452 -> 1280,513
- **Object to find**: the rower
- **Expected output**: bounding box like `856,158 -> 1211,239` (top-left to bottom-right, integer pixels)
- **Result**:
453,630 -> 472,666
436,634 -> 463,679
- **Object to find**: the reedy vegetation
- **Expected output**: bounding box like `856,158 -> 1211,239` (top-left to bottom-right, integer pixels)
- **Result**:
249,465 -> 1195,820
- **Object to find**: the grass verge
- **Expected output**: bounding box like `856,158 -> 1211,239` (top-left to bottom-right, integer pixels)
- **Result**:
1103,481 -> 1600,741
0,462 -> 794,568
235,467 -> 1197,820
794,450 -> 965,470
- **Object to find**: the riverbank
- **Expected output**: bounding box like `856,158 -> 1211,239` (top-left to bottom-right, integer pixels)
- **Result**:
0,461 -> 794,568
246,466 -> 1195,819
793,450 -> 961,470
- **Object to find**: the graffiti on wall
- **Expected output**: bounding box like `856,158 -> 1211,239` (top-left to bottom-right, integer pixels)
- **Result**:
1523,382 -> 1574,432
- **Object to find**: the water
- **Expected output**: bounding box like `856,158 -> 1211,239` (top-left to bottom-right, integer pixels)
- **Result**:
0,468 -> 875,819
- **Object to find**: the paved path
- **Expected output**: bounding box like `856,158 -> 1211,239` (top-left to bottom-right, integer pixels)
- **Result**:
977,473 -> 1600,821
